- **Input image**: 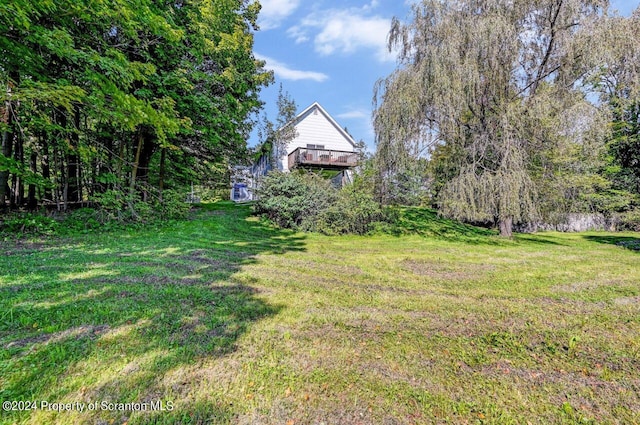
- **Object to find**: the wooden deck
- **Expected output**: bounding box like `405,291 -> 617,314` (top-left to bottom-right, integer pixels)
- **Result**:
288,148 -> 358,170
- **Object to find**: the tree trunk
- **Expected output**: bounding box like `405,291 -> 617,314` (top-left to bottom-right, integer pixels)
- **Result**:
130,128 -> 144,196
0,98 -> 14,211
67,106 -> 81,204
159,147 -> 166,202
499,216 -> 513,238
136,130 -> 155,202
27,150 -> 38,210
41,132 -> 52,202
52,137 -> 65,211
56,111 -> 69,211
11,132 -> 24,208
116,135 -> 126,189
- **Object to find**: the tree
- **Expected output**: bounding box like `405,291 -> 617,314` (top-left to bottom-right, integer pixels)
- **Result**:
257,84 -> 297,169
594,9 -> 640,199
374,0 -> 609,236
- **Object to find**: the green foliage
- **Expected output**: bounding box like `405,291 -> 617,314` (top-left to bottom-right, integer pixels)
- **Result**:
374,0 -> 612,236
1,189 -> 190,238
256,84 -> 297,167
155,189 -> 191,220
601,101 -> 640,198
0,212 -> 58,236
0,0 -> 271,215
313,186 -> 388,235
89,190 -> 129,222
254,171 -> 336,229
616,209 -> 640,231
0,153 -> 52,189
254,171 -> 400,235
584,188 -> 639,216
89,188 -> 189,225
59,208 -> 103,233
253,170 -> 485,237
376,156 -> 430,206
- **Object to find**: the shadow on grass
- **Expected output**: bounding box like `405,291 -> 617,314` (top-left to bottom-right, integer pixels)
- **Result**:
512,233 -> 566,246
383,206 -> 499,244
0,202 -> 305,424
583,235 -> 640,252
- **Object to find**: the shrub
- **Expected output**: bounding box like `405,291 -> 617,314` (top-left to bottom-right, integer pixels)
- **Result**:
90,189 -> 129,221
155,189 -> 191,220
0,213 -> 59,236
617,209 -> 640,231
313,186 -> 389,235
90,188 -> 190,224
253,171 -> 395,235
254,171 -> 336,229
60,208 -> 102,233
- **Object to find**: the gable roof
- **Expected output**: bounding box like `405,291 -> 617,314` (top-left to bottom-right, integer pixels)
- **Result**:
291,102 -> 357,149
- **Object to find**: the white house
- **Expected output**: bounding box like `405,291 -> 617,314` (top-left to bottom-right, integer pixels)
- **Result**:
272,102 -> 358,172
232,102 -> 359,201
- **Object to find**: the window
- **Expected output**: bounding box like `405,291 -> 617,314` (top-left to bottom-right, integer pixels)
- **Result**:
306,144 -> 325,149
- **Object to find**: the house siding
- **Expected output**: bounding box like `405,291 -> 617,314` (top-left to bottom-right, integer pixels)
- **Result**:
276,103 -> 356,171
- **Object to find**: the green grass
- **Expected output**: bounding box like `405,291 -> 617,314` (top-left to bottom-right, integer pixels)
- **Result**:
1,202 -> 639,424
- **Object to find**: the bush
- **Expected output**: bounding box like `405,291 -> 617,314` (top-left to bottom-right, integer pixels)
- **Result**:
253,171 -> 394,235
155,189 -> 191,220
60,208 -> 103,233
90,188 -> 190,224
0,188 -> 191,238
617,209 -> 640,231
0,213 -> 59,236
90,189 -> 129,222
313,186 -> 390,235
254,171 -> 337,229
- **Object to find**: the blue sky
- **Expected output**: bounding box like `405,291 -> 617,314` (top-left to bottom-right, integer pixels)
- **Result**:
250,0 -> 640,151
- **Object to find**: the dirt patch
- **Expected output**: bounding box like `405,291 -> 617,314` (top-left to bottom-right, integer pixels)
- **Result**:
401,259 -> 493,280
551,279 -> 634,295
89,275 -> 204,287
2,241 -> 47,256
281,258 -> 363,276
172,250 -> 250,271
530,296 -> 607,315
5,325 -> 110,350
239,406 -> 402,425
209,284 -> 261,295
613,296 -> 640,306
480,360 -> 640,416
552,281 -> 605,293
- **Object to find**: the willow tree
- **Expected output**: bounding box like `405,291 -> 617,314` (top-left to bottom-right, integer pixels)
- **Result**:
374,0 -> 610,236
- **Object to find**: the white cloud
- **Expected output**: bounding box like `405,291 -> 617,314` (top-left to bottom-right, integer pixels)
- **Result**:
337,108 -> 374,142
287,2 -> 395,62
362,0 -> 381,12
256,54 -> 329,82
337,109 -> 369,120
258,0 -> 300,30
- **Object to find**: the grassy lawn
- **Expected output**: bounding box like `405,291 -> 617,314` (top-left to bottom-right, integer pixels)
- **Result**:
1,202 -> 639,424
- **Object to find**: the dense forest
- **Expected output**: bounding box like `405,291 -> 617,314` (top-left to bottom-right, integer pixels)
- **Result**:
1,0 -> 271,214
